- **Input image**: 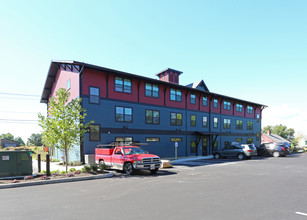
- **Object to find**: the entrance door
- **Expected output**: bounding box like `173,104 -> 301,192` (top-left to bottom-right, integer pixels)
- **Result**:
202,137 -> 209,156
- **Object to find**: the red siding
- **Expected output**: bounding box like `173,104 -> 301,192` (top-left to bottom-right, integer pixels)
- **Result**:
50,67 -> 80,102
221,100 -> 234,115
139,82 -> 165,106
186,91 -> 199,111
82,68 -> 107,98
165,88 -> 186,109
199,95 -> 210,113
234,103 -> 244,117
211,97 -> 221,114
108,74 -> 138,102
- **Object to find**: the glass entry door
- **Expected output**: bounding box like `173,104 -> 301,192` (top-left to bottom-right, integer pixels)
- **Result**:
202,137 -> 209,156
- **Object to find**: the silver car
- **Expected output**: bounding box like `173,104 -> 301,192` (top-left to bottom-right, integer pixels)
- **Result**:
214,144 -> 257,160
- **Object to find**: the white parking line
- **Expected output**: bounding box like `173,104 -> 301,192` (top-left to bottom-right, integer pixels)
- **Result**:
295,212 -> 307,217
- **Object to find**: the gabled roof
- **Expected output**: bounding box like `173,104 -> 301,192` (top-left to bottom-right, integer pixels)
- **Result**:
186,80 -> 210,92
262,133 -> 290,143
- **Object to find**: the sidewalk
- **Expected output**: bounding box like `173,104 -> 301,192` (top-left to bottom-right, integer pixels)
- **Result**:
170,155 -> 213,163
32,160 -> 84,173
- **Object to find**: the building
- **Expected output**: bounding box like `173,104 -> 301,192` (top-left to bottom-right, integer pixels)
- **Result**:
40,60 -> 267,162
261,130 -> 291,146
0,139 -> 19,148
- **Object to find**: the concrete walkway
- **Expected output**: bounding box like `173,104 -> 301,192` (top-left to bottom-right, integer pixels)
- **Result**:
32,160 -> 84,173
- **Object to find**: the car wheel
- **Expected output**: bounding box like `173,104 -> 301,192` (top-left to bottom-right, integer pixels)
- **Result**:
214,153 -> 221,159
150,169 -> 159,174
273,151 -> 280,158
237,153 -> 244,160
123,162 -> 134,175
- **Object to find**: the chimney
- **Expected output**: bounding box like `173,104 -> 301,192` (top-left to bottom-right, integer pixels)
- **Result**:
156,68 -> 182,84
266,130 -> 271,135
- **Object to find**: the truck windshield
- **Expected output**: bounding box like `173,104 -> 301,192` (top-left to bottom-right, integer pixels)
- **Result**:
123,147 -> 146,155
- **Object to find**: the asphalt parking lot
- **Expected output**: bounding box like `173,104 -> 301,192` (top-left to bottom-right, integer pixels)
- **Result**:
1,153 -> 307,220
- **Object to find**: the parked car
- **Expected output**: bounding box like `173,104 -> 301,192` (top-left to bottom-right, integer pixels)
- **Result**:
213,144 -> 257,160
257,143 -> 291,157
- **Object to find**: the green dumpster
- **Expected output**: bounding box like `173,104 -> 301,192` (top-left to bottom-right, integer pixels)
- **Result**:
0,151 -> 33,178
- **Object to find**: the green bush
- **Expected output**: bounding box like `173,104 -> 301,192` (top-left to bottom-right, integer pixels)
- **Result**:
83,165 -> 91,173
98,162 -> 106,171
69,168 -> 76,172
90,163 -> 98,172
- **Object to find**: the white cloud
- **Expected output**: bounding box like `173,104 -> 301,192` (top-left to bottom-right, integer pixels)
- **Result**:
262,104 -> 307,136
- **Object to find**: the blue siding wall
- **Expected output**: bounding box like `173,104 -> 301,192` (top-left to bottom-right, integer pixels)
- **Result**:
81,97 -> 261,159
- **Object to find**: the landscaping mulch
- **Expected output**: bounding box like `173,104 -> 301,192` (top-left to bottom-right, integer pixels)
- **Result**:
0,171 -> 106,185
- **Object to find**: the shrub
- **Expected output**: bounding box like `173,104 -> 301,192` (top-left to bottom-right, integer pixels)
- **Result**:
90,163 -> 98,172
74,170 -> 81,174
98,162 -> 106,171
83,165 -> 92,173
60,171 -> 67,174
81,167 -> 86,173
69,168 -> 76,172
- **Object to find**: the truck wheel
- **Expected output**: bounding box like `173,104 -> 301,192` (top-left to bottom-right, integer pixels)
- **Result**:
150,169 -> 159,174
237,153 -> 244,160
123,163 -> 134,175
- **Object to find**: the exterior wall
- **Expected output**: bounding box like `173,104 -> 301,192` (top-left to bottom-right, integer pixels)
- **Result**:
46,63 -> 264,160
50,66 -> 80,102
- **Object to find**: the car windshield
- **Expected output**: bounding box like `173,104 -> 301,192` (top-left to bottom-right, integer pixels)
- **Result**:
123,147 -> 146,155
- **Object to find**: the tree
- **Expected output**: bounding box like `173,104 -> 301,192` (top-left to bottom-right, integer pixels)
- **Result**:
39,88 -> 93,172
14,137 -> 25,146
262,124 -> 296,145
27,133 -> 42,146
0,133 -> 14,141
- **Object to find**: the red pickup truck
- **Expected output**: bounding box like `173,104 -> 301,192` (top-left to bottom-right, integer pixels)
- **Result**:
95,146 -> 161,174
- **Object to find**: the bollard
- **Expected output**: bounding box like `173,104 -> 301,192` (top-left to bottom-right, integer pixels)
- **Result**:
46,154 -> 50,176
38,154 -> 41,173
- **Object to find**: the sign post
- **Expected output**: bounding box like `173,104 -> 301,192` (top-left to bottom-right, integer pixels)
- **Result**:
175,142 -> 178,159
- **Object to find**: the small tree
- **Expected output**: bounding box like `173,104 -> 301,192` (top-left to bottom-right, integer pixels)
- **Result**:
39,88 -> 93,172
27,133 -> 43,146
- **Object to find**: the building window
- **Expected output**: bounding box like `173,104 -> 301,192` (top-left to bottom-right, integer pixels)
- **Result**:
146,137 -> 160,142
190,94 -> 196,104
213,117 -> 218,128
223,101 -> 231,110
202,116 -> 208,127
171,137 -> 182,142
223,119 -> 231,129
236,104 -> 243,112
190,141 -> 196,153
89,124 -> 100,141
146,110 -> 160,124
236,120 -> 243,129
115,106 -> 132,122
247,105 -> 253,114
170,88 -> 182,102
202,96 -> 208,106
89,87 -> 100,104
145,83 -> 159,98
247,138 -> 253,144
256,133 -> 260,141
115,137 -> 133,145
247,121 -> 253,130
67,79 -> 71,90
190,115 -> 196,127
213,99 -> 218,108
224,141 -> 230,148
115,77 -> 132,93
170,113 -> 182,126
236,138 -> 242,142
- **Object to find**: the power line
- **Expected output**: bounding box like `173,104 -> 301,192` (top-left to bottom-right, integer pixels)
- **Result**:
0,119 -> 38,123
0,92 -> 40,97
0,96 -> 39,100
0,110 -> 40,114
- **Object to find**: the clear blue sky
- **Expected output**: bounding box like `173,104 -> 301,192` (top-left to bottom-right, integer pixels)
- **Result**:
0,0 -> 306,142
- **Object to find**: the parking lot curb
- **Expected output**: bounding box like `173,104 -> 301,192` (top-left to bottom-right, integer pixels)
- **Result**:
0,171 -> 114,189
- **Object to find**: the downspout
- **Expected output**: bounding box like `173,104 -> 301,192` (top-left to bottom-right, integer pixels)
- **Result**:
219,98 -> 223,150
209,96 -> 213,155
79,64 -> 85,163
185,90 -> 188,157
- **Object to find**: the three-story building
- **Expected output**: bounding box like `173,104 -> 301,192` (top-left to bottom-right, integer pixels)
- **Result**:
41,60 -> 266,162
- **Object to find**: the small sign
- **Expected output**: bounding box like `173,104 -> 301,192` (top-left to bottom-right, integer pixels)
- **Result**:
2,156 -> 9,161
175,142 -> 178,148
